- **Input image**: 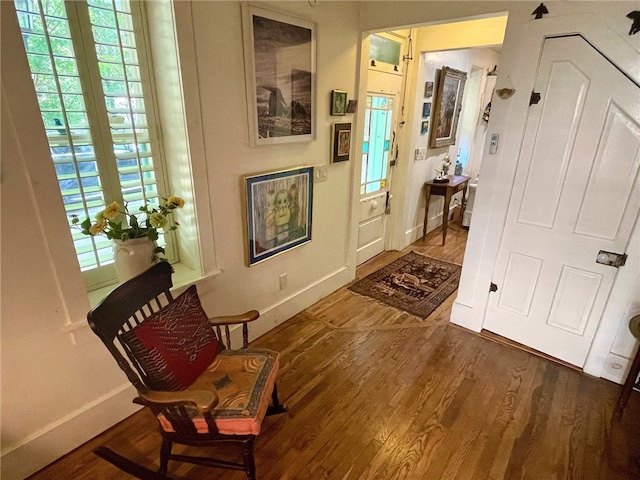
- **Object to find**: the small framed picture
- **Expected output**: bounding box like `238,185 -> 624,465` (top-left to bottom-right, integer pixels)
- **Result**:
331,122 -> 351,162
425,81 -> 434,99
347,99 -> 358,113
422,102 -> 431,118
421,121 -> 429,135
331,90 -> 348,116
242,166 -> 313,266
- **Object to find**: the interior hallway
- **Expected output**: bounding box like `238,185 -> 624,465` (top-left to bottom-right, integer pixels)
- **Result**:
27,226 -> 640,480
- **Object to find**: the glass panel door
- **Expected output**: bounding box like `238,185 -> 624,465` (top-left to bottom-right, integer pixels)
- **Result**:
361,94 -> 394,196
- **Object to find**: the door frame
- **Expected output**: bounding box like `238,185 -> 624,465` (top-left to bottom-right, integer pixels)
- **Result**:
449,12 -> 640,377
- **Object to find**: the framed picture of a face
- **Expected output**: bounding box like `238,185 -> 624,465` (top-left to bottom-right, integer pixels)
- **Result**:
242,5 -> 316,146
331,122 -> 351,162
243,167 -> 313,265
430,66 -> 467,148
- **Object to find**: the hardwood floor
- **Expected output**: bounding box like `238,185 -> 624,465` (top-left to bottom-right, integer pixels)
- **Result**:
28,227 -> 640,480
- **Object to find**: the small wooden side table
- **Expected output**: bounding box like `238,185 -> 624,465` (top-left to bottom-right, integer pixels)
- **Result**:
614,314 -> 640,420
422,175 -> 470,245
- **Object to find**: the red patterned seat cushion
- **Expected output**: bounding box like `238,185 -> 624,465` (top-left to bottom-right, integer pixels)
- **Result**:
157,348 -> 279,435
121,285 -> 220,391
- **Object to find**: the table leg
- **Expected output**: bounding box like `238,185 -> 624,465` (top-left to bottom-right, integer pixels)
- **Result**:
423,185 -> 432,239
442,190 -> 452,246
461,185 -> 468,229
614,345 -> 640,420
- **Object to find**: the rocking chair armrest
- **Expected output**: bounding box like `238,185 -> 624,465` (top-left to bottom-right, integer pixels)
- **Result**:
135,387 -> 219,413
209,309 -> 260,326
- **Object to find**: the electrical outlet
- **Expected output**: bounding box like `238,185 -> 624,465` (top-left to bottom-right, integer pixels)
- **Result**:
414,147 -> 427,161
279,273 -> 287,290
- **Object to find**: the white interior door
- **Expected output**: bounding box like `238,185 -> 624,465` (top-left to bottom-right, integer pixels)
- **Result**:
357,93 -> 396,265
484,35 -> 640,367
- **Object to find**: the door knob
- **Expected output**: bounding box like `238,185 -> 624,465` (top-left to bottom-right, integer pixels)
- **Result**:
596,250 -> 627,268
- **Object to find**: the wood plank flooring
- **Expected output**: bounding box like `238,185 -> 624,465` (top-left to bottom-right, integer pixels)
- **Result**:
28,227 -> 640,480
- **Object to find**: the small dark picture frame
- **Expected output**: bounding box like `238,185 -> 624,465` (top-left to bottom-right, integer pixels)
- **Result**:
422,102 -> 431,118
331,90 -> 348,116
421,121 -> 429,135
331,122 -> 351,162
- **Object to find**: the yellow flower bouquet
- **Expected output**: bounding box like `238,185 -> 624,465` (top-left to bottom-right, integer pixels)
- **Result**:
71,196 -> 185,249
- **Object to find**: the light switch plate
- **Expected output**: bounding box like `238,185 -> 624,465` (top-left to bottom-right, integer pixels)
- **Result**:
314,165 -> 328,182
489,134 -> 499,154
414,147 -> 427,161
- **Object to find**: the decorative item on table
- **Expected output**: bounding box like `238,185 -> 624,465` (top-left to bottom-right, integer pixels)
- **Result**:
455,148 -> 463,175
71,196 -> 185,282
433,153 -> 452,183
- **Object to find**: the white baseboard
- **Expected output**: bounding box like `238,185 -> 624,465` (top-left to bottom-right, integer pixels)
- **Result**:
1,384 -> 140,480
1,265 -> 351,480
405,213 -> 444,246
599,352 -> 631,385
450,300 -> 482,332
253,265 -> 350,338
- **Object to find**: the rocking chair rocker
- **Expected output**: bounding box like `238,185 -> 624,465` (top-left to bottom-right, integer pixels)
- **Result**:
87,262 -> 285,479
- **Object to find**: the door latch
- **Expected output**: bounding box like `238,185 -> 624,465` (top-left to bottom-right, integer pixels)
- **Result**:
529,92 -> 541,105
596,250 -> 627,268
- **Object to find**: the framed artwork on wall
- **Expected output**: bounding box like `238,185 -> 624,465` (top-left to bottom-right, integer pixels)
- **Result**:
425,81 -> 434,99
242,5 -> 316,146
430,66 -> 467,148
422,102 -> 431,118
421,121 -> 429,135
331,90 -> 348,116
331,122 -> 351,162
243,166 -> 313,266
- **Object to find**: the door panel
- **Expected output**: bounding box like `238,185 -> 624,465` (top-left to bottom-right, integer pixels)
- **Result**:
484,36 -> 640,367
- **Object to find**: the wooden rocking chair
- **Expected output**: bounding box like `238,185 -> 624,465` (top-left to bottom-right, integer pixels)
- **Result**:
87,262 -> 285,479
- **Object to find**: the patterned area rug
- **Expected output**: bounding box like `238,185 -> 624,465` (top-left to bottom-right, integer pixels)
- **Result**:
348,251 -> 462,319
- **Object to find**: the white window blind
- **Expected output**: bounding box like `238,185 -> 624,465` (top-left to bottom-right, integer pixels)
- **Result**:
14,0 -> 173,288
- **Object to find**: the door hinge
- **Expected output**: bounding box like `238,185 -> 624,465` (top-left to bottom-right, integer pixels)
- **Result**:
529,91 -> 541,105
489,282 -> 498,292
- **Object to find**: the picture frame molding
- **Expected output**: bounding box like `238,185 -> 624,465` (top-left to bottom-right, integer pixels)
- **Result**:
242,166 -> 314,266
242,4 -> 316,146
429,66 -> 467,149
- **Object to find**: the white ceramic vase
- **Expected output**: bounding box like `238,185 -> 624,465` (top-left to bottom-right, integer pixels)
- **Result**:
112,237 -> 157,283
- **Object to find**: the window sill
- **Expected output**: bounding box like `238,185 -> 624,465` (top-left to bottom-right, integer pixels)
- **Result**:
67,263 -> 222,333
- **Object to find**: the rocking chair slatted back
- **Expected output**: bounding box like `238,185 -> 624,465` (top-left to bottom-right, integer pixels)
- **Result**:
88,262 -> 175,391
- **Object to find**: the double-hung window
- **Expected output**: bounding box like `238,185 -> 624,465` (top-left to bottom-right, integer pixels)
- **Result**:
14,0 -> 174,289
